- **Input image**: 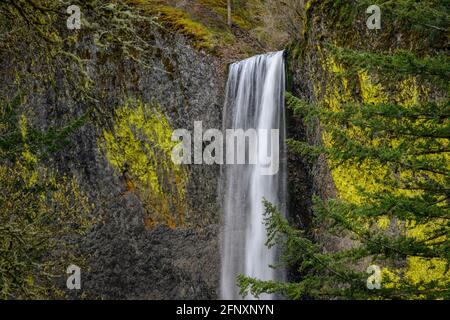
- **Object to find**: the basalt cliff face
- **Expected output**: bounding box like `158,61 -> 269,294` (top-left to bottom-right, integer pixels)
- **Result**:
73,31 -> 224,299
1,26 -> 225,298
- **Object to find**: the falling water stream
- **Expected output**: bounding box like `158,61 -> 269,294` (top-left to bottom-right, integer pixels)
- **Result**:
220,51 -> 287,300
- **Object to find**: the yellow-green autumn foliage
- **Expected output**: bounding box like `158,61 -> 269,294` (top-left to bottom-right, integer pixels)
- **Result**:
102,99 -> 187,228
0,114 -> 92,299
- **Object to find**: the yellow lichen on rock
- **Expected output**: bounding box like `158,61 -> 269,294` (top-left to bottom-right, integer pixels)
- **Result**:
314,46 -> 449,293
102,99 -> 188,228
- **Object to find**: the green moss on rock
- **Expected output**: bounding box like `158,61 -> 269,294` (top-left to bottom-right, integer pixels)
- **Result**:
101,99 -> 188,229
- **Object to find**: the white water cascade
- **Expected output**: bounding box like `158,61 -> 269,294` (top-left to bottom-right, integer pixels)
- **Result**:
220,51 -> 287,300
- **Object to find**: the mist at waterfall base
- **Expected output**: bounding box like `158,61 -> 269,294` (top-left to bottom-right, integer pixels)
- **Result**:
220,51 -> 287,300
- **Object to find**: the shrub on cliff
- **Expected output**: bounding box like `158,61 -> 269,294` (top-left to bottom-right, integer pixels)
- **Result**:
0,93 -> 93,299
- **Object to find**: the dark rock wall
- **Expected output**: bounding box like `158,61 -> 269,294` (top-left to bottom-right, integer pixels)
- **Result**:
78,31 -> 224,299
1,28 -> 224,299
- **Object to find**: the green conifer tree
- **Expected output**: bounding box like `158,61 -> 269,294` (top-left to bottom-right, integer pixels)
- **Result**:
238,0 -> 449,300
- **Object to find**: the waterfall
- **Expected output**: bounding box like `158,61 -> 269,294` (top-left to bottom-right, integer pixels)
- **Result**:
220,51 -> 287,300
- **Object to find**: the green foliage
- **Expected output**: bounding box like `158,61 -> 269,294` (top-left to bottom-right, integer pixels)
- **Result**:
238,200 -> 371,299
244,91 -> 449,298
0,1 -> 146,299
357,0 -> 449,46
240,0 -> 449,300
0,93 -> 87,162
314,0 -> 449,47
0,0 -> 157,107
279,90 -> 448,299
239,195 -> 449,299
328,45 -> 450,90
0,95 -> 93,299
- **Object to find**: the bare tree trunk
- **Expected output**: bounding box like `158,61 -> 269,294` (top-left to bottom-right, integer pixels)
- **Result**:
227,0 -> 232,27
